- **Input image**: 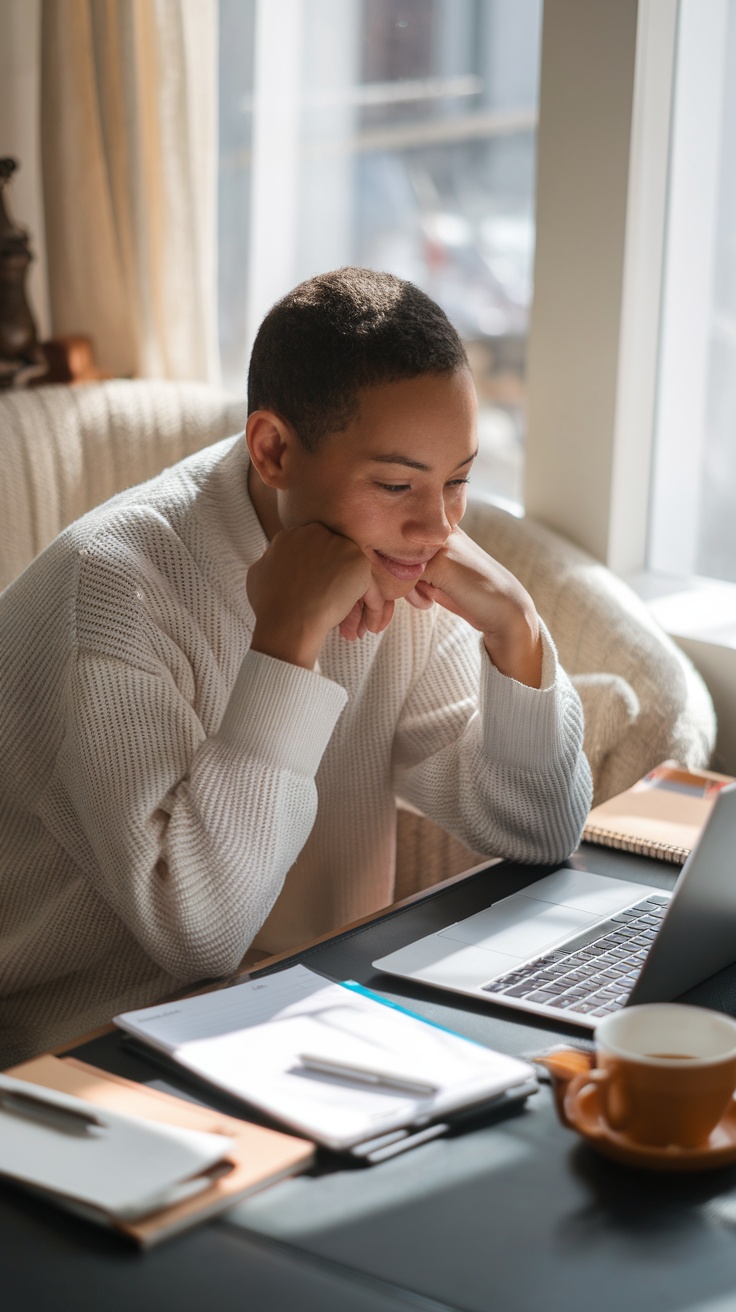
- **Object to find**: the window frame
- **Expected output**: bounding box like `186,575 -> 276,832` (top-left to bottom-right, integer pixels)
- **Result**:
524,0 -> 677,578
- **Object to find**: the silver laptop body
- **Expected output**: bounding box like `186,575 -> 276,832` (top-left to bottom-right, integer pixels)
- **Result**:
373,784 -> 736,1030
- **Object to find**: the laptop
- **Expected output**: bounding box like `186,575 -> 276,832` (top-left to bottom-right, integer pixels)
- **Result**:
373,783 -> 736,1030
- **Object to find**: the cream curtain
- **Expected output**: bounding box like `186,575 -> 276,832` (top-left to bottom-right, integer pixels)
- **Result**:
40,0 -> 219,382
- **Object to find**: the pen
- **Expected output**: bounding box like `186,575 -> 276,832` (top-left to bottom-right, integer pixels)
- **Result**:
297,1053 -> 439,1097
0,1088 -> 104,1135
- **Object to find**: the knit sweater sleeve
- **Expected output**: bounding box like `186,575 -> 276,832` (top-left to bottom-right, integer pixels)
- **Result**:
393,612 -> 592,864
57,646 -> 347,981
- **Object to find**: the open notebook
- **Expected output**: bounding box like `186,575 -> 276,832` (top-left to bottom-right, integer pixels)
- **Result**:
115,965 -> 537,1156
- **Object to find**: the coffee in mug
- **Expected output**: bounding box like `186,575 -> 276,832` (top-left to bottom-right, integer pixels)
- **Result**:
581,1004 -> 736,1149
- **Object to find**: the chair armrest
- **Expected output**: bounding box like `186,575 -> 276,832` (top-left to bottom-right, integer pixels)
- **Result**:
461,497 -> 716,802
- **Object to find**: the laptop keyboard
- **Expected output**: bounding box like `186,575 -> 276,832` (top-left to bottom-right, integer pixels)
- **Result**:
481,893 -> 671,1017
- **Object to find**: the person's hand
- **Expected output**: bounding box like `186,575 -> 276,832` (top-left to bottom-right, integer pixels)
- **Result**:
404,527 -> 543,687
336,585 -> 395,642
247,524 -> 393,669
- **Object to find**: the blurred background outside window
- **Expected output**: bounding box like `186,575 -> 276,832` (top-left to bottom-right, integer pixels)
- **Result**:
649,0 -> 736,586
218,0 -> 542,509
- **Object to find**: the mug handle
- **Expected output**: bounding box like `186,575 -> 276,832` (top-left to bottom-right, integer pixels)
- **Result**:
563,1068 -> 614,1138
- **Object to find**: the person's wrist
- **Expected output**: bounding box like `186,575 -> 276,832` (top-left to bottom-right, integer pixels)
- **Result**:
250,617 -> 324,671
482,608 -> 543,688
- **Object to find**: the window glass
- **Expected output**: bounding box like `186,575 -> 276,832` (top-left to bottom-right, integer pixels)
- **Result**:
649,0 -> 736,584
218,0 -> 542,506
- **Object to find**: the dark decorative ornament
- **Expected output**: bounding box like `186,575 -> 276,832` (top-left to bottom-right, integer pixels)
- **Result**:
0,157 -> 48,388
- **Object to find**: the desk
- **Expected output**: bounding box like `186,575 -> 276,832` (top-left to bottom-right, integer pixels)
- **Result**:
5,845 -> 736,1312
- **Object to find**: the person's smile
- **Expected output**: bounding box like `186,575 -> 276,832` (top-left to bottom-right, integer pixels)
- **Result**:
371,550 -> 433,581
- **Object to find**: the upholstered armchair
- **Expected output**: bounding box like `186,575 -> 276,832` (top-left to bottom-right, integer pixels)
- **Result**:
0,381 -> 246,592
0,381 -> 716,900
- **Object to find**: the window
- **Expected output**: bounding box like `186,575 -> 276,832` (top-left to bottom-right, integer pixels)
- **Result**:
649,0 -> 736,586
217,0 -> 542,507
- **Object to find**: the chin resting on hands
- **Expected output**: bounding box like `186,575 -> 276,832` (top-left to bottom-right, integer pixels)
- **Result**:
404,528 -> 543,687
247,523 -> 373,668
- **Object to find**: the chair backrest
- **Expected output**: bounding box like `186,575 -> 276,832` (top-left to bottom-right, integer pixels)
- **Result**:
0,380 -> 246,593
462,497 -> 716,801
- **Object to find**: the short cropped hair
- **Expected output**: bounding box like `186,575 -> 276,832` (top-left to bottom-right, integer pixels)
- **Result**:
247,267 -> 468,450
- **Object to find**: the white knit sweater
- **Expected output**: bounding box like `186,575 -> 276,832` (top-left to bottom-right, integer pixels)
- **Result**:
0,434 -> 591,1065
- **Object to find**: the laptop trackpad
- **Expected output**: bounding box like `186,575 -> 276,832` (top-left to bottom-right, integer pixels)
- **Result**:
436,896 -> 601,959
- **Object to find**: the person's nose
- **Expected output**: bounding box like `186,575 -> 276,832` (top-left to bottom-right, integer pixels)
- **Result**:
403,491 -> 454,547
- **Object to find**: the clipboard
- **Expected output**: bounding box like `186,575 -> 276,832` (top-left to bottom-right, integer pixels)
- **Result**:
5,1054 -> 315,1246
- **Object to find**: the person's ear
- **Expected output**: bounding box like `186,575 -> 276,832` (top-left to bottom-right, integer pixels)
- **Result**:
246,410 -> 299,488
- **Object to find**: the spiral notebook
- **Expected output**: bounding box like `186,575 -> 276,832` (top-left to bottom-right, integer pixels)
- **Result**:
582,760 -> 735,863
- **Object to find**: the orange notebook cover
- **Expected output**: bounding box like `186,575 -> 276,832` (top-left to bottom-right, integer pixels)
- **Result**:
6,1053 -> 315,1247
582,760 -> 735,863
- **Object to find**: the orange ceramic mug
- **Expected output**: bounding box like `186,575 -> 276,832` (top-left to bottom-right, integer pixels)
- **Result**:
569,1004 -> 736,1149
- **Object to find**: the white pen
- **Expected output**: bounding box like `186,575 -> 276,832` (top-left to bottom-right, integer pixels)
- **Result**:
0,1087 -> 103,1135
297,1053 -> 439,1097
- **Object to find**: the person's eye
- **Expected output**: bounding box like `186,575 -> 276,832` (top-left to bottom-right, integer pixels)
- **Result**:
376,482 -> 411,493
446,478 -> 470,489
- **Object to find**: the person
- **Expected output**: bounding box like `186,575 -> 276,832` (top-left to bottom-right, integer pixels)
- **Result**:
0,267 -> 591,1066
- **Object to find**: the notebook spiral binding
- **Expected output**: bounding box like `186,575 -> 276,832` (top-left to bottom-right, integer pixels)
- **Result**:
582,824 -> 690,865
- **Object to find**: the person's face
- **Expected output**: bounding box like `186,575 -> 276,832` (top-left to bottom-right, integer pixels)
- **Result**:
277,369 -> 478,601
